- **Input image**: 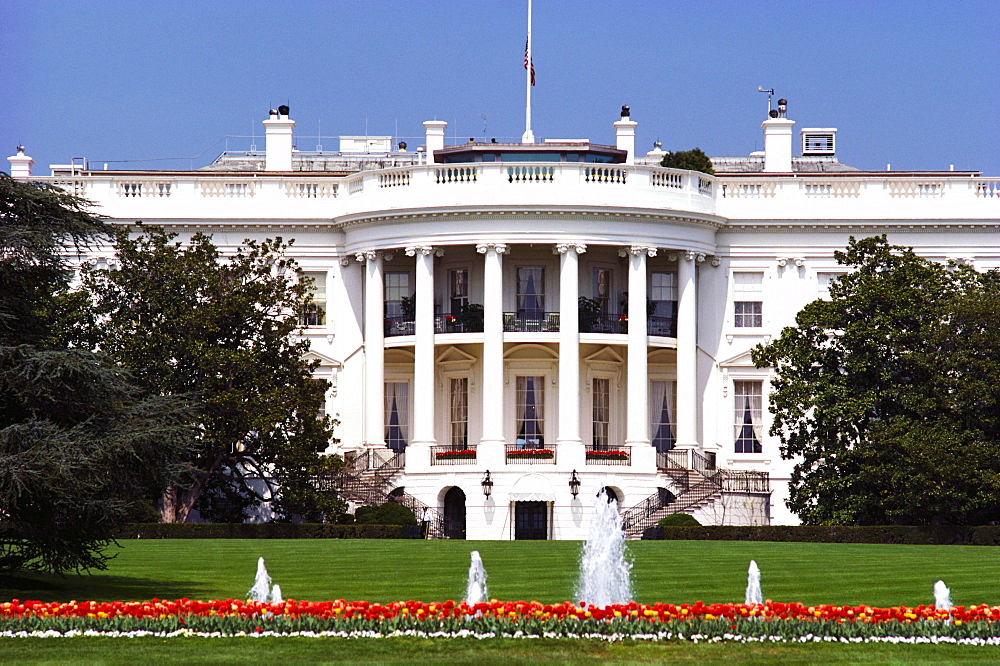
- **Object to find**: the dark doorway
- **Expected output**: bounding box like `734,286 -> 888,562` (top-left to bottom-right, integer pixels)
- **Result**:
443,487 -> 466,539
514,501 -> 548,540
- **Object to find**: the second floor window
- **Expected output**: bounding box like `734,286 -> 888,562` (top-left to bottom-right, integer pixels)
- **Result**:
299,271 -> 326,327
449,377 -> 468,449
515,375 -> 545,447
385,272 -> 410,318
734,380 -> 763,454
517,267 -> 545,317
733,272 -> 763,327
449,268 -> 469,314
650,380 -> 676,453
384,381 -> 409,453
592,268 -> 613,314
592,377 -> 610,449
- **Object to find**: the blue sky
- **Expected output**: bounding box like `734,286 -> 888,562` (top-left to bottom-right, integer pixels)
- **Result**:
4,0 -> 998,174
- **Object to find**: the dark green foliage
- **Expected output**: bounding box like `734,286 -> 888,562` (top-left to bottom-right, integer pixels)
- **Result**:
354,502 -> 418,526
116,522 -> 403,539
68,225 -> 344,524
753,236 -> 1000,526
657,513 -> 701,527
660,148 -> 715,175
0,176 -> 193,574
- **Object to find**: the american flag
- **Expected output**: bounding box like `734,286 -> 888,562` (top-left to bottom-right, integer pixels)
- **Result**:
524,39 -> 535,86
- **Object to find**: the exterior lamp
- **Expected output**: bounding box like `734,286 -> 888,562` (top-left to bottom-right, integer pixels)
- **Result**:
569,469 -> 581,499
481,470 -> 493,498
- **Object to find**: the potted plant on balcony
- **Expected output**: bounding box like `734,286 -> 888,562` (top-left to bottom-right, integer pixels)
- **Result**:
586,449 -> 629,461
435,449 -> 476,460
507,448 -> 555,460
578,296 -> 601,333
456,302 -> 483,333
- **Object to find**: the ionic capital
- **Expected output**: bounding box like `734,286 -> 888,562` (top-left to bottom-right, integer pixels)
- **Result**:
476,242 -> 509,255
355,249 -> 383,263
404,245 -> 435,257
618,245 -> 657,258
553,243 -> 587,255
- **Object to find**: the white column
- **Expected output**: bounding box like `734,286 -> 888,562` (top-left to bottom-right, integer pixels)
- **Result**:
555,243 -> 585,446
407,245 -> 436,448
623,245 -> 655,446
676,251 -> 700,449
477,243 -> 508,447
360,250 -> 385,447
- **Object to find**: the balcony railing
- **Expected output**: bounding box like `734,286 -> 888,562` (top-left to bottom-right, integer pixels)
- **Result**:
384,316 -> 415,337
505,444 -> 556,464
584,445 -> 631,466
722,470 -> 770,493
580,312 -> 629,334
430,445 -> 478,465
435,311 -> 484,333
503,312 -> 560,332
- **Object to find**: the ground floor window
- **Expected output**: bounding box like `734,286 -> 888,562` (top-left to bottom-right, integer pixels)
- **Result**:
384,381 -> 409,452
515,375 -> 545,447
734,380 -> 763,453
650,380 -> 676,452
449,377 -> 468,448
592,377 -> 611,449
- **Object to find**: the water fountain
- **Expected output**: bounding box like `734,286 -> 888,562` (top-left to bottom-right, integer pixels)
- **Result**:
934,580 -> 952,611
575,488 -> 632,608
464,551 -> 488,605
247,557 -> 272,603
269,584 -> 283,604
745,560 -> 763,605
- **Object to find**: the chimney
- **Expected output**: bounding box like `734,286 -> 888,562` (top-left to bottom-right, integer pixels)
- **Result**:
614,105 -> 637,165
762,98 -> 794,172
7,146 -> 34,178
423,120 -> 447,162
263,105 -> 295,172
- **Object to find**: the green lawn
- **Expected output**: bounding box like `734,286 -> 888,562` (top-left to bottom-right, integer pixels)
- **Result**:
4,539 -> 1000,608
5,539 -> 1000,663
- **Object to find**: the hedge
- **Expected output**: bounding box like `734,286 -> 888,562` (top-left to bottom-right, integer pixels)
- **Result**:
116,523 -> 405,539
641,525 -> 1000,545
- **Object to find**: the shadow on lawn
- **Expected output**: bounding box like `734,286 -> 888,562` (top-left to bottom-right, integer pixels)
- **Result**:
0,573 -> 213,602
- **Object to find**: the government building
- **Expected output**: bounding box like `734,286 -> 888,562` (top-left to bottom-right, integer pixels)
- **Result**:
10,100 -> 999,538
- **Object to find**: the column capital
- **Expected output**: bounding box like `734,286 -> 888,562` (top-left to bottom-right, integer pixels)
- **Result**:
339,256 -> 352,266
553,242 -> 587,255
404,245 -> 435,257
618,245 -> 657,258
476,242 -> 509,255
355,249 -> 382,262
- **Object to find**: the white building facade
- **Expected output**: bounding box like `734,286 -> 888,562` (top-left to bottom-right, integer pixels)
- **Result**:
13,103 -> 1000,538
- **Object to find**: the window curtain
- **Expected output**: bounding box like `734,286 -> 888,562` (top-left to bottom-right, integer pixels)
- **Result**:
650,380 -> 676,452
384,382 -> 409,452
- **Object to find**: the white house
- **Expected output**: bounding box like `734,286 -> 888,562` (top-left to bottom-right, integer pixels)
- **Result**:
12,100 -> 1000,539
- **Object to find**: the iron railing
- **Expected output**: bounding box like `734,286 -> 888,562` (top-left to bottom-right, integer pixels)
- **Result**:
579,312 -> 629,334
722,470 -> 770,493
435,311 -> 484,333
505,444 -> 557,464
430,445 -> 478,465
656,450 -> 690,493
584,445 -> 631,466
384,316 -> 415,337
503,312 -> 560,332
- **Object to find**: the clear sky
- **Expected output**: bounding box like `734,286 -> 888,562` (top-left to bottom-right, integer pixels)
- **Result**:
4,0 -> 998,174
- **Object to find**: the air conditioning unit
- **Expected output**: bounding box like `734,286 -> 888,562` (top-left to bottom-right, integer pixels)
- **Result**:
800,128 -> 837,156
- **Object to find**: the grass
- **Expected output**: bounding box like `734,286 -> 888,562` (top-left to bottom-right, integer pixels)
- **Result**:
5,539 -> 1000,662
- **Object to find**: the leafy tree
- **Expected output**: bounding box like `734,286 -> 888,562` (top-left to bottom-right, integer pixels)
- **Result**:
69,225 -> 344,523
0,174 -> 193,574
753,236 -> 1000,525
660,148 -> 715,175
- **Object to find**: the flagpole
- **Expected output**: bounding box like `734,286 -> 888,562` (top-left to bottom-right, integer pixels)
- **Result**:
522,0 -> 534,143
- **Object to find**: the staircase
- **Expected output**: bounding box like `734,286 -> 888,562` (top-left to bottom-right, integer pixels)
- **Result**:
318,448 -> 457,539
620,451 -> 770,539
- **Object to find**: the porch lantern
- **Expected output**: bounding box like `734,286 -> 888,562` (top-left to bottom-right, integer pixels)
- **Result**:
481,470 -> 493,498
569,469 -> 581,498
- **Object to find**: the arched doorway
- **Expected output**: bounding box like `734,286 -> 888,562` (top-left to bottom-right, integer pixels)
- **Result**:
443,487 -> 466,539
599,486 -> 621,506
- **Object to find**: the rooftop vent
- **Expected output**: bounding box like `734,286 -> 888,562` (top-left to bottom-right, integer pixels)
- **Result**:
801,128 -> 837,156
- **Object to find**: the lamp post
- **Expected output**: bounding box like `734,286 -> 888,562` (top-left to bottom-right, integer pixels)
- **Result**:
569,469 -> 581,499
481,470 -> 493,498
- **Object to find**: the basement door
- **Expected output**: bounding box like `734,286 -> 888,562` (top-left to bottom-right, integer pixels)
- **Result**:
514,501 -> 549,540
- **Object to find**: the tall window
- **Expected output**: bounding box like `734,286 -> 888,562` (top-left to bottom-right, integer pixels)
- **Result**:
734,380 -> 763,453
650,380 -> 676,452
592,268 -> 613,314
384,381 -> 409,453
385,272 -> 410,318
515,376 -> 545,447
312,378 -> 328,421
592,377 -> 610,449
449,268 -> 469,314
733,272 -> 763,328
449,377 -> 468,449
650,272 -> 677,336
299,271 -> 326,326
516,267 -> 545,316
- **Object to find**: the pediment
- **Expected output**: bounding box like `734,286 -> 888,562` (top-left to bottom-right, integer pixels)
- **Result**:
436,346 -> 477,364
718,350 -> 758,368
584,346 -> 625,364
303,350 -> 342,367
504,343 -> 559,360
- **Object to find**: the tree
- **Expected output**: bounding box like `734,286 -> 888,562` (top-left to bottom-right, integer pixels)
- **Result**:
660,148 -> 715,175
753,236 -> 1000,525
70,225 -> 343,523
0,174 -> 193,574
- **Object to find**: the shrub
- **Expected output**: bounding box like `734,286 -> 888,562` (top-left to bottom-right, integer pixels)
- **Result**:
658,513 -> 701,527
354,502 -> 417,527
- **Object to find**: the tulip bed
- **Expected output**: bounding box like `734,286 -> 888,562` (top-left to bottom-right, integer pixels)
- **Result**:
4,598 -> 1000,645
